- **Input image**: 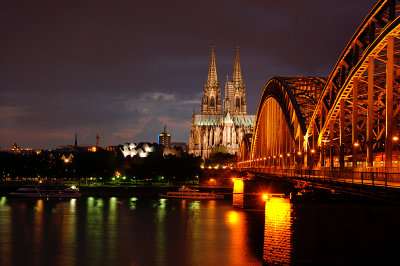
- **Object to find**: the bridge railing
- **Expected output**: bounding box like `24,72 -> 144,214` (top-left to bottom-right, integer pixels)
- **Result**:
237,166 -> 400,190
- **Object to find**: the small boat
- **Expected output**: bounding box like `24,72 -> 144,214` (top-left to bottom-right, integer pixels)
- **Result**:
9,185 -> 81,198
161,186 -> 224,200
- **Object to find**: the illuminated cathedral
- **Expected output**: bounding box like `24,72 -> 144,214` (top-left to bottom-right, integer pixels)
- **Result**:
189,45 -> 255,158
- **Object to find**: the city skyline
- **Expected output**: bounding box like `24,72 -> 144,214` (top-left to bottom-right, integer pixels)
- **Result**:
1,0 -> 376,149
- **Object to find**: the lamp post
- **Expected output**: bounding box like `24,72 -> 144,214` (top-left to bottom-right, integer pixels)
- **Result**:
393,135 -> 399,167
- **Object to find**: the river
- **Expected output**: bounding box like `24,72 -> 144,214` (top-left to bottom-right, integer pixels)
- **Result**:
0,196 -> 399,265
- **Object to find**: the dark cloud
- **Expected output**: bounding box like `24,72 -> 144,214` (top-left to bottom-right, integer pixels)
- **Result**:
134,117 -> 164,143
0,0 -> 377,148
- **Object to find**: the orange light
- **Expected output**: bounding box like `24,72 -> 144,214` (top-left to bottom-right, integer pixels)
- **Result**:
297,151 -> 302,155
263,194 -> 269,201
279,154 -> 283,158
273,155 -> 276,159
353,142 -> 360,147
89,146 -> 97,152
287,153 -> 290,157
226,211 -> 240,224
393,136 -> 399,141
311,149 -> 315,153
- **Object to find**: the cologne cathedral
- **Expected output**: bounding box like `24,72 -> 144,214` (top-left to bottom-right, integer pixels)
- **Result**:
189,45 -> 255,158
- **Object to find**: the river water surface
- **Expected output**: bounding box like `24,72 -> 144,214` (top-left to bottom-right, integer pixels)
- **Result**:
0,196 -> 400,265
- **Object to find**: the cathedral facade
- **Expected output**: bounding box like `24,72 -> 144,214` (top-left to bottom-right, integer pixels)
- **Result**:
189,45 -> 255,158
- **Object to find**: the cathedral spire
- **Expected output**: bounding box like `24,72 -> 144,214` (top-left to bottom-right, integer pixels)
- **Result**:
232,45 -> 243,87
202,44 -> 222,115
206,44 -> 218,87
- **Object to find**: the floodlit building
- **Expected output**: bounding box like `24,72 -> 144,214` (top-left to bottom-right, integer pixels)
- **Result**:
189,45 -> 255,158
120,142 -> 158,158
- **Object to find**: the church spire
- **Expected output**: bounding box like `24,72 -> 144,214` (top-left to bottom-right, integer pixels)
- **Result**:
202,44 -> 222,115
232,45 -> 243,87
74,132 -> 77,147
206,44 -> 218,87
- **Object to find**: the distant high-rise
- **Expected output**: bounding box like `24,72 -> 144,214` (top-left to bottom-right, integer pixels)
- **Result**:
158,125 -> 171,147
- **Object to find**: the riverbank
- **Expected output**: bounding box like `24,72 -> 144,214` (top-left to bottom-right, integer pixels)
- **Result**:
0,183 -> 233,198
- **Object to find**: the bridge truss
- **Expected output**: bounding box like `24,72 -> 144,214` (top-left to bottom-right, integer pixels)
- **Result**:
238,0 -> 400,172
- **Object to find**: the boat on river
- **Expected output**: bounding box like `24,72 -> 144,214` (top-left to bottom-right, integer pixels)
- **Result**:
9,185 -> 81,198
160,186 -> 224,200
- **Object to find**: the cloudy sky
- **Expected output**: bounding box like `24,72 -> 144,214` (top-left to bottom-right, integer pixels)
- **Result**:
0,0 -> 377,149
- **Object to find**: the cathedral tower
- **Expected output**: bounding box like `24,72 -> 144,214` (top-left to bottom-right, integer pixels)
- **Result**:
201,44 -> 222,115
189,45 -> 255,159
224,45 -> 247,115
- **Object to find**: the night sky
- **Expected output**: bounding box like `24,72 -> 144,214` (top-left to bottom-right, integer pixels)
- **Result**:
0,0 -> 377,149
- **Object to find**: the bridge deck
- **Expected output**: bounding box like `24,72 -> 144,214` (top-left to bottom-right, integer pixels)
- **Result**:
237,167 -> 400,203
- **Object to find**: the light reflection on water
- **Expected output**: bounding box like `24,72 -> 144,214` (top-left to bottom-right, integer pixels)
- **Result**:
226,210 -> 261,265
0,197 -> 262,266
2,196 -> 400,264
155,198 -> 167,265
263,198 -> 293,265
33,200 -> 43,266
0,197 -> 11,266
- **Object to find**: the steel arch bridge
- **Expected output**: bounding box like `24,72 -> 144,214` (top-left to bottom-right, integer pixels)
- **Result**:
237,0 -> 400,188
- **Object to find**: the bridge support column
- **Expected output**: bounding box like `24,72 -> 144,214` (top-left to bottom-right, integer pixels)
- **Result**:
299,131 -> 304,168
305,149 -> 311,169
329,120 -> 334,170
339,98 -> 345,169
367,56 -> 374,168
386,35 -> 394,169
320,143 -> 325,167
320,107 -> 325,167
352,77 -> 359,169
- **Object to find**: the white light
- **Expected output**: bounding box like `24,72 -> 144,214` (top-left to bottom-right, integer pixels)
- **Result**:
122,149 -> 130,158
139,151 -> 147,158
129,143 -> 136,149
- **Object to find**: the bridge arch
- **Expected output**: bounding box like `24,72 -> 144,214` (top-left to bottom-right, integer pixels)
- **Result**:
306,0 -> 400,169
238,133 -> 252,162
238,0 -> 400,172
246,77 -> 324,168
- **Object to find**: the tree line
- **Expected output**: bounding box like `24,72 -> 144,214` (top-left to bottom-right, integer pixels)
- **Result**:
0,149 -> 202,184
